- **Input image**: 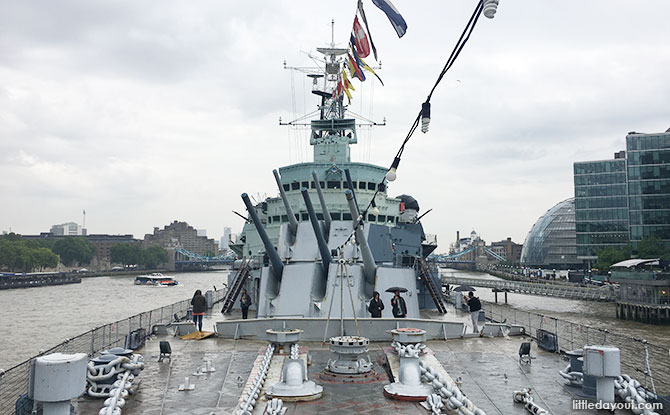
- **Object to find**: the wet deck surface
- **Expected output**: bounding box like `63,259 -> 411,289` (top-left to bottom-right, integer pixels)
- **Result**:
74,311 -> 635,414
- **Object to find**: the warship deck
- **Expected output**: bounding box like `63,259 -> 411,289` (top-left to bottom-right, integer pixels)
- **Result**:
73,310 -> 639,414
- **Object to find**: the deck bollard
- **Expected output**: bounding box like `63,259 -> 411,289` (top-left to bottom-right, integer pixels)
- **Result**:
203,360 -> 216,373
179,376 -> 195,391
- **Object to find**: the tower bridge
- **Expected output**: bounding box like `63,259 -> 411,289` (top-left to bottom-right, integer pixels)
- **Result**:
436,245 -> 506,271
168,247 -> 234,271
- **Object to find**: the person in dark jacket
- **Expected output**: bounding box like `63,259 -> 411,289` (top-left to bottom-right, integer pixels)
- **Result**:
240,288 -> 252,319
368,291 -> 384,318
391,290 -> 407,318
191,289 -> 207,332
464,291 -> 482,333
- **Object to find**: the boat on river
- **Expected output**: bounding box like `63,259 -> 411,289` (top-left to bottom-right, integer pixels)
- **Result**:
133,273 -> 179,286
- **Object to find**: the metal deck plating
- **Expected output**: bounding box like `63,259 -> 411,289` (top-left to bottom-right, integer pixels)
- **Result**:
71,312 -> 642,414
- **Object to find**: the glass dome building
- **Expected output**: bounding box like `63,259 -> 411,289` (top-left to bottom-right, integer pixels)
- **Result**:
520,198 -> 580,268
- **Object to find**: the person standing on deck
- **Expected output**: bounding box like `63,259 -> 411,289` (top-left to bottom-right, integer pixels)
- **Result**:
464,291 -> 482,334
391,290 -> 407,318
368,291 -> 384,318
191,289 -> 207,332
240,288 -> 252,319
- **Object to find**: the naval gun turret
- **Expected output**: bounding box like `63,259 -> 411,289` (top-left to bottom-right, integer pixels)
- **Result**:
345,190 -> 377,286
311,170 -> 332,235
301,188 -> 332,274
241,193 -> 284,281
273,169 -> 299,243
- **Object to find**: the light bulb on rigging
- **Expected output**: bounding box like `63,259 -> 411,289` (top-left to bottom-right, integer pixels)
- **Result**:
421,102 -> 431,133
386,156 -> 401,182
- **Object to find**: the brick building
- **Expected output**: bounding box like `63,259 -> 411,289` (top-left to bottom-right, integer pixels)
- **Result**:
143,221 -> 217,256
489,237 -> 523,263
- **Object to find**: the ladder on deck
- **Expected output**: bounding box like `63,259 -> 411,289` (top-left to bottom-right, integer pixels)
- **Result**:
221,259 -> 252,314
416,258 -> 447,314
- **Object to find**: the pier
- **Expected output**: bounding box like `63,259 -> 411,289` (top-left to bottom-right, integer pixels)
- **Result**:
616,279 -> 670,324
616,302 -> 670,324
0,273 -> 81,290
441,276 -> 619,302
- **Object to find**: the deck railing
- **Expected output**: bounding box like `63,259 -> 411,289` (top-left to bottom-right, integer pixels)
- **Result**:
484,301 -> 670,396
0,289 -> 227,415
442,276 -> 619,301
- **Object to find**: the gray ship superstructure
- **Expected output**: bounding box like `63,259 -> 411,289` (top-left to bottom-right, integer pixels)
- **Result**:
224,42 -> 440,320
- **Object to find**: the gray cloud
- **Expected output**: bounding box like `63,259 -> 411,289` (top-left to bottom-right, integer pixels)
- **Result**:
1,1 -> 669,248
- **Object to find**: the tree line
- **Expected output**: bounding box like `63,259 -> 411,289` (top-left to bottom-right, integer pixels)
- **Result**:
0,235 -> 59,272
110,243 -> 168,269
0,233 -> 168,272
595,236 -> 670,270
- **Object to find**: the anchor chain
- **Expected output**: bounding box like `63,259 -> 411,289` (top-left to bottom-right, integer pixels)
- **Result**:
264,398 -> 287,415
392,341 -> 426,358
614,374 -> 660,415
558,363 -> 583,386
237,343 -> 276,415
420,360 -> 487,415
87,354 -> 144,398
289,343 -> 299,360
512,388 -> 549,415
426,393 -> 445,415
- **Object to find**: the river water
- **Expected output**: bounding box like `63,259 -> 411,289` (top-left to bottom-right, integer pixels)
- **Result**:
1,267 -> 668,374
0,270 -> 229,369
440,268 -> 670,345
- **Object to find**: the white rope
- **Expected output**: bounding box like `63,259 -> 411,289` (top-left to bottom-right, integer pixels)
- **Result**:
642,341 -> 656,394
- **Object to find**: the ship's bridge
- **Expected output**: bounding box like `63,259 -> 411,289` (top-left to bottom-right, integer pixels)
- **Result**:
271,161 -> 400,227
310,118 -> 357,164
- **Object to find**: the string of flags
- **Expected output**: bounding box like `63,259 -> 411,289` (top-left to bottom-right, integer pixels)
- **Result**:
333,0 -> 407,102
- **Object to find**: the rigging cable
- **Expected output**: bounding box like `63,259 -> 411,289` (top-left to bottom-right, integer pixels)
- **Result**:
336,0 -> 487,253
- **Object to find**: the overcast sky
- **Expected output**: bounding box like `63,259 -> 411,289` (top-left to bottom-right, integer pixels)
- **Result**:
1,1 -> 669,252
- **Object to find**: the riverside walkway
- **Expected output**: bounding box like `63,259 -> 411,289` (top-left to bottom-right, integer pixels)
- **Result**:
441,276 -> 619,302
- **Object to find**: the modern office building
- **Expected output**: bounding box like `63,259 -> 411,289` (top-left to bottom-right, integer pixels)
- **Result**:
50,222 -> 83,236
573,128 -> 670,267
627,130 -> 670,248
520,198 -> 580,269
573,153 -> 629,263
220,227 -> 231,251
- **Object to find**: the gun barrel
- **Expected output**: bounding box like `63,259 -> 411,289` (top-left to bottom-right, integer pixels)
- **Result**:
273,169 -> 298,236
301,188 -> 332,273
311,170 -> 331,236
345,190 -> 376,283
241,193 -> 283,280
